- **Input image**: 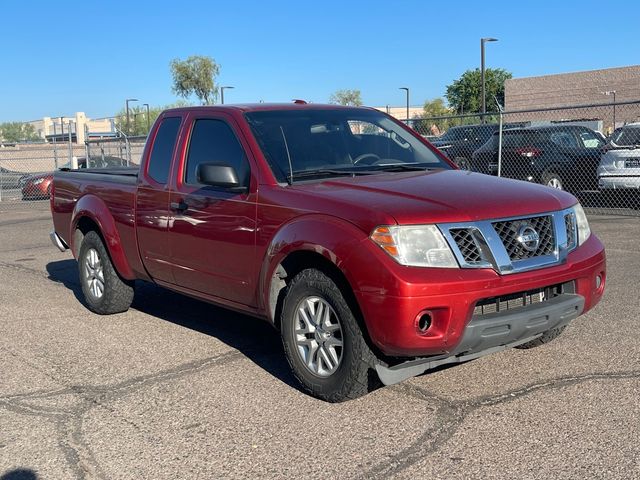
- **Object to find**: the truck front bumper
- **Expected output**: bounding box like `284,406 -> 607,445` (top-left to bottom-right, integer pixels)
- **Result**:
349,233 -> 606,358
375,293 -> 584,385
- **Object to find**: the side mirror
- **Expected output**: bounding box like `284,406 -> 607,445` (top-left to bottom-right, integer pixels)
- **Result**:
197,163 -> 246,191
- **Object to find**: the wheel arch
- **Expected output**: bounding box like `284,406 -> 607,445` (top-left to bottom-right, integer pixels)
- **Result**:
70,194 -> 136,279
259,215 -> 368,329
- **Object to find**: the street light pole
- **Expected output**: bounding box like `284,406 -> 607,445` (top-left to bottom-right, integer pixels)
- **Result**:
220,86 -> 235,104
143,103 -> 150,132
481,37 -> 498,122
125,98 -> 138,134
399,87 -> 409,123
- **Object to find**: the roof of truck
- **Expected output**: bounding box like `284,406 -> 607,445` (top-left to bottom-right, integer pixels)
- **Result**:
163,103 -> 379,114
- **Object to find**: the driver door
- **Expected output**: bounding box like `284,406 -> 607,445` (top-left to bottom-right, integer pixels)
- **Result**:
167,113 -> 258,306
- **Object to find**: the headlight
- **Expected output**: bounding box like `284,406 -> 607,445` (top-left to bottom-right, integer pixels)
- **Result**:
572,204 -> 591,246
32,178 -> 44,185
370,225 -> 458,268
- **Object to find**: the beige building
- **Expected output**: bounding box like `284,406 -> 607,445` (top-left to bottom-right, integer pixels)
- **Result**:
504,65 -> 640,131
374,106 -> 424,121
27,113 -> 115,144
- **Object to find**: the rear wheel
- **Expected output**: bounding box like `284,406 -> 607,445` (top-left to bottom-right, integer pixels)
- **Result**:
453,157 -> 470,170
280,269 -> 378,402
78,231 -> 134,314
542,171 -> 564,190
515,326 -> 566,349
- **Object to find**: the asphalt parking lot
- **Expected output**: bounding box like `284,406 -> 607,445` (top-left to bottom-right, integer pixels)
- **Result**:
0,202 -> 639,480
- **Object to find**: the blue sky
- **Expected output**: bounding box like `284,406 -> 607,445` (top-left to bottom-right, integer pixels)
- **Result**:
1,0 -> 638,122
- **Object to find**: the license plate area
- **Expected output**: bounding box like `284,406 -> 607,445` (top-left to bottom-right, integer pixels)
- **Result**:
624,158 -> 640,168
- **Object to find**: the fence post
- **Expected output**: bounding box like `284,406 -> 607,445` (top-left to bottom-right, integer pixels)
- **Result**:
0,165 -> 3,202
495,97 -> 504,177
53,132 -> 58,169
68,120 -> 73,165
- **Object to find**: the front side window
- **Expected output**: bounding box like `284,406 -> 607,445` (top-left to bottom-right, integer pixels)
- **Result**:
185,119 -> 249,186
148,117 -> 181,184
245,108 -> 450,182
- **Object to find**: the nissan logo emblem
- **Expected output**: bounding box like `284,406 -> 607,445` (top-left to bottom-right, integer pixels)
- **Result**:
516,225 -> 540,252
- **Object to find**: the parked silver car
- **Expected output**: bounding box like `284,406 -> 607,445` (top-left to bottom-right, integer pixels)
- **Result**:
598,123 -> 640,190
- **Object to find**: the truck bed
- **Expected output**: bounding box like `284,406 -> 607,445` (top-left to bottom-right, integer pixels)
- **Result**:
51,167 -> 141,262
57,166 -> 139,184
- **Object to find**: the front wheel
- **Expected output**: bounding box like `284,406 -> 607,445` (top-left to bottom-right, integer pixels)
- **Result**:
542,171 -> 564,190
78,230 -> 134,315
280,269 -> 378,402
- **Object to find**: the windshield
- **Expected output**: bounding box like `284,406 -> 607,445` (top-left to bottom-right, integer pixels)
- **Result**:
437,125 -> 496,143
245,108 -> 450,182
611,127 -> 640,147
436,127 -> 464,142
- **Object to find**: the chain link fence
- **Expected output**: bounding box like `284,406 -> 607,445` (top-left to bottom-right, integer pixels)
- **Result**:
0,123 -> 147,204
3,101 -> 640,215
412,100 -> 640,215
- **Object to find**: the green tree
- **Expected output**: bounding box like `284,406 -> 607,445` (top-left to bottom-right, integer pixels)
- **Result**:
114,100 -> 192,136
422,98 -> 451,118
412,98 -> 453,135
0,122 -> 40,143
329,89 -> 363,106
170,55 -> 220,105
445,68 -> 512,114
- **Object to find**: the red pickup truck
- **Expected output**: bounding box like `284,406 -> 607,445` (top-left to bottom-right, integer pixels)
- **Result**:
50,104 -> 606,402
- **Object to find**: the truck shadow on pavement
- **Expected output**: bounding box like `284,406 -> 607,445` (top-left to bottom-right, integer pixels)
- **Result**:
45,259 -> 302,392
0,469 -> 38,480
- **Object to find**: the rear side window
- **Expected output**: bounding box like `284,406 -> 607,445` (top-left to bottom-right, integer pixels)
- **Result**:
148,117 -> 181,184
578,130 -> 604,149
549,131 -> 579,148
185,119 -> 249,186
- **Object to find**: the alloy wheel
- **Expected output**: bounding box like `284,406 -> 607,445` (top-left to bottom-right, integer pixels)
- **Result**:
84,248 -> 105,299
294,296 -> 344,377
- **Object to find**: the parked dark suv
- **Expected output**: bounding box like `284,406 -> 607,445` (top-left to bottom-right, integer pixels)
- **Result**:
430,124 -> 499,168
470,125 -> 605,191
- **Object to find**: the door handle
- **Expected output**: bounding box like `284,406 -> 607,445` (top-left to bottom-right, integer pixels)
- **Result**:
170,200 -> 188,213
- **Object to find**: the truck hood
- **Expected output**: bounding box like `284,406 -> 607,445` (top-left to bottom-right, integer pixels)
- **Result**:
290,169 -> 578,227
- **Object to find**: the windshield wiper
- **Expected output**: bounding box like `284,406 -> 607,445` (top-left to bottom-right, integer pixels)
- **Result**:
372,163 -> 436,172
286,168 -> 375,181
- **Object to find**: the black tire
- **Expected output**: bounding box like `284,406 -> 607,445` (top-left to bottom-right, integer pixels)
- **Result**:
515,326 -> 566,349
78,230 -> 134,315
541,171 -> 564,190
280,269 -> 378,402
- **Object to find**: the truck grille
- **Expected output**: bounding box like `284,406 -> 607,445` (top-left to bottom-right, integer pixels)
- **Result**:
492,215 -> 555,260
449,228 -> 483,264
473,281 -> 572,316
441,207 -> 577,274
565,212 -> 577,250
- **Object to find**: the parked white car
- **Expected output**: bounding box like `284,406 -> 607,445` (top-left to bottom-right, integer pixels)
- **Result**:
598,123 -> 640,190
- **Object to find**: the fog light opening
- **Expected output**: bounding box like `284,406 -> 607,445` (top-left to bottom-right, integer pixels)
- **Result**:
595,275 -> 602,289
417,312 -> 433,333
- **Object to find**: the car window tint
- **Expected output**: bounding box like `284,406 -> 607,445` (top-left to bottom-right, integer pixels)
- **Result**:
578,130 -> 604,149
148,117 -> 181,184
613,127 -> 640,146
549,131 -> 578,148
185,119 -> 249,186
